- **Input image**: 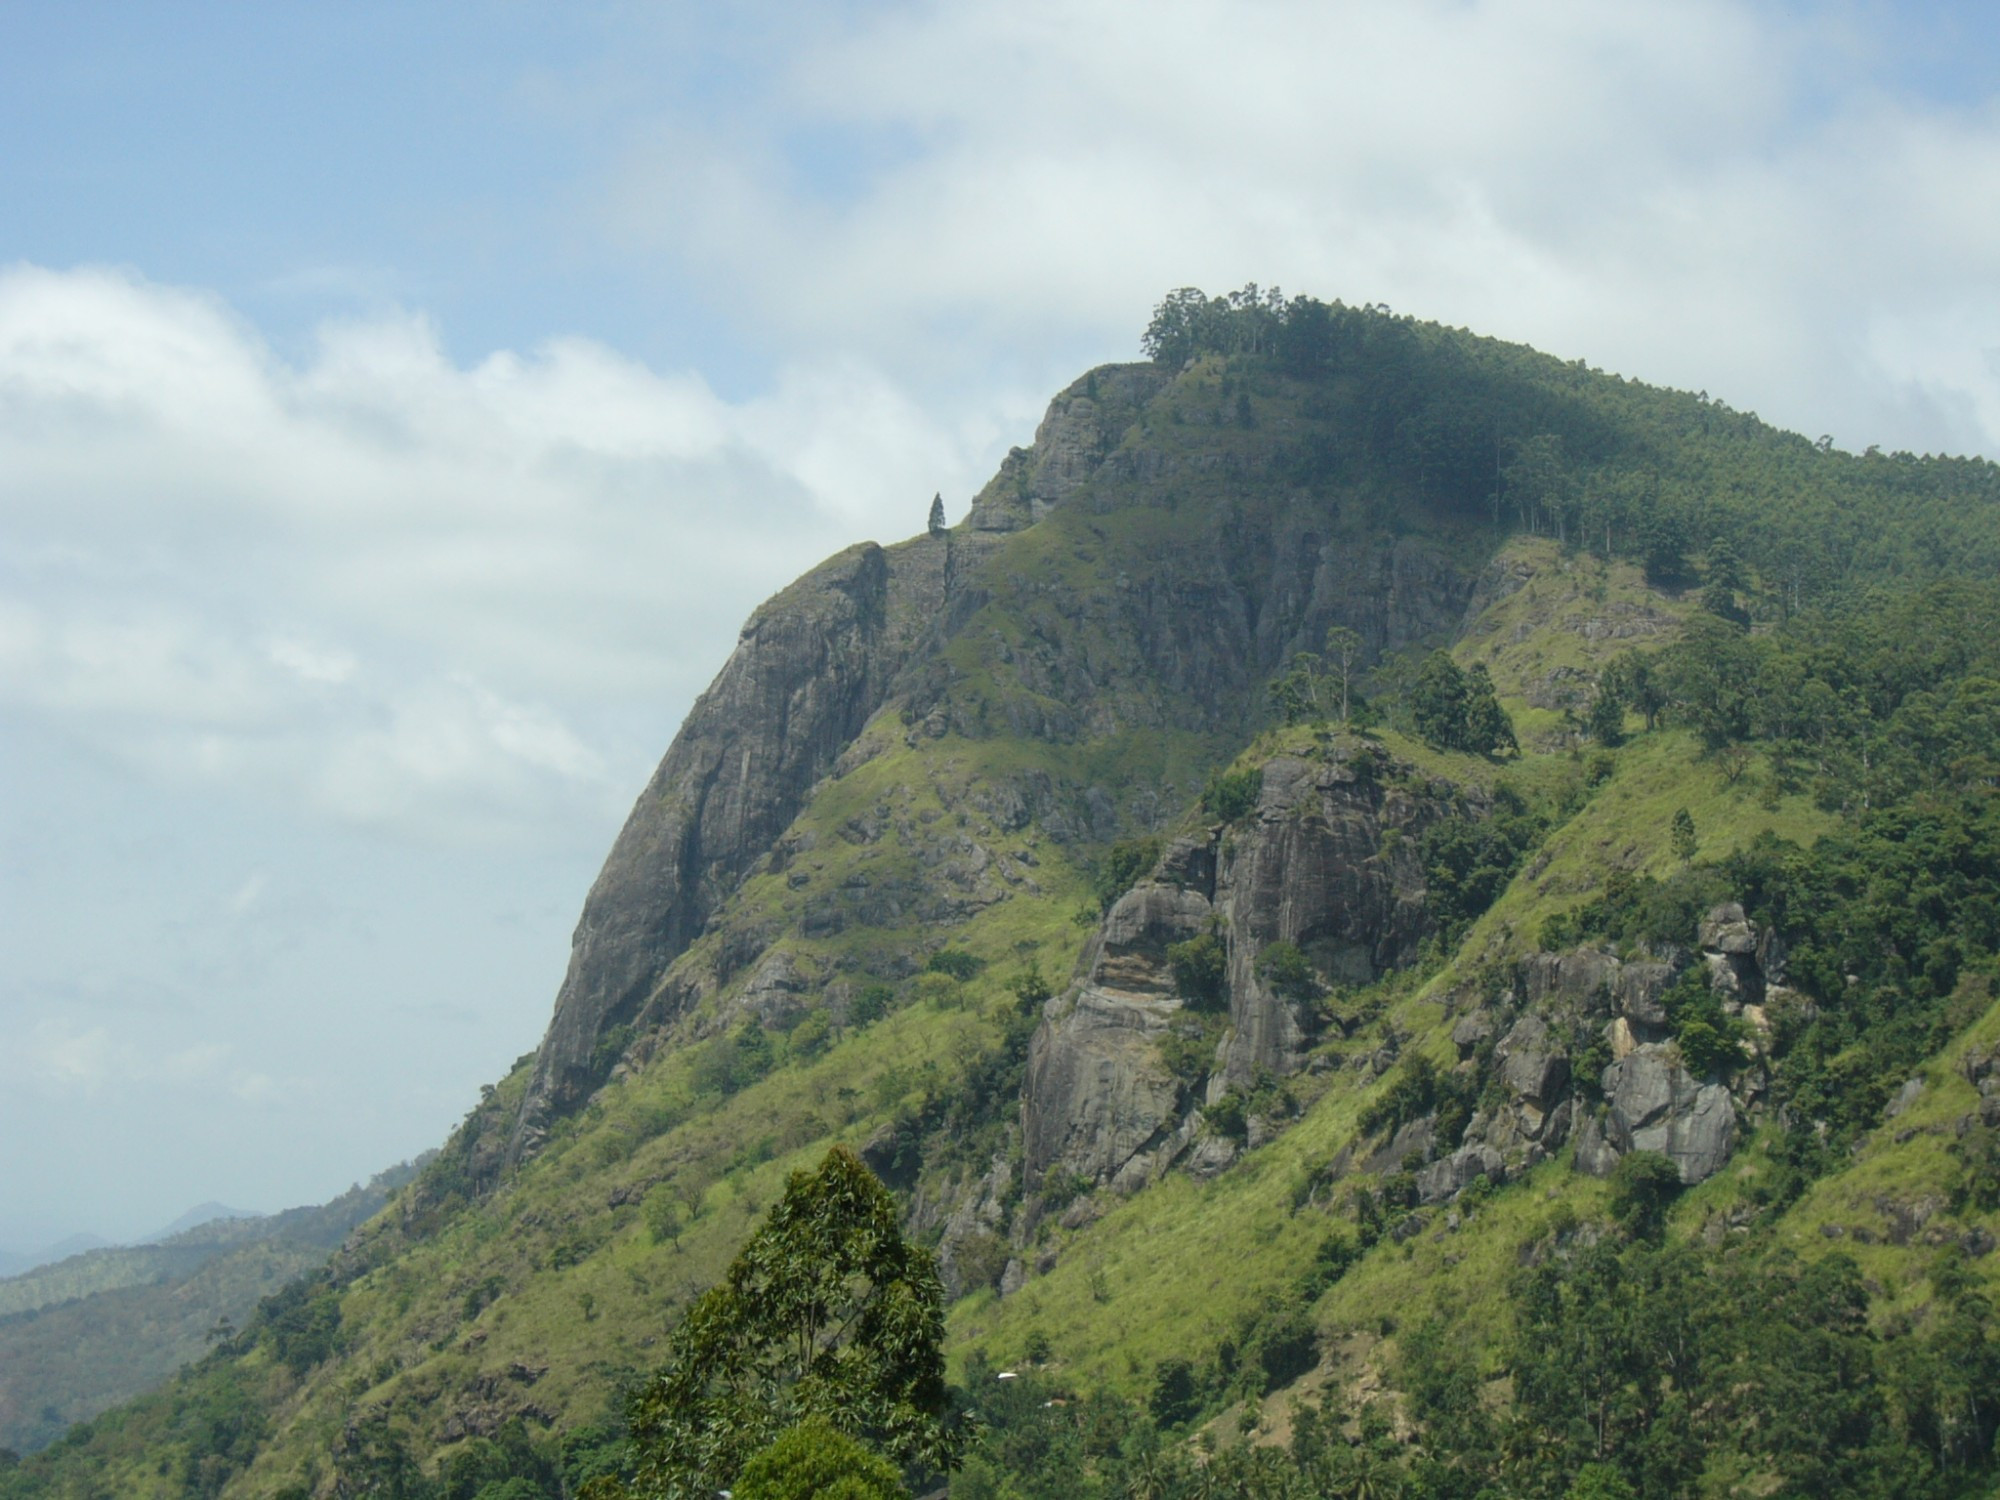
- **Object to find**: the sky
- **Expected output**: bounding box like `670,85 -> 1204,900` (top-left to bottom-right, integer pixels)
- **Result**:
4,0 -> 2000,1253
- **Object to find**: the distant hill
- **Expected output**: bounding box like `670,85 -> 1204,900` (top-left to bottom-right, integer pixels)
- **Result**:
0,1164 -> 418,1454
0,1238 -> 109,1282
139,1202 -> 261,1244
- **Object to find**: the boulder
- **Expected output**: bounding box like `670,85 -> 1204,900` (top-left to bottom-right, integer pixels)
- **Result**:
1572,1114 -> 1620,1178
1602,1044 -> 1737,1183
1884,1077 -> 1925,1120
1496,1016 -> 1569,1107
1521,948 -> 1618,1014
1416,1144 -> 1506,1205
1366,1115 -> 1436,1175
1699,903 -> 1757,954
1613,962 -> 1676,1030
1022,987 -> 1182,1190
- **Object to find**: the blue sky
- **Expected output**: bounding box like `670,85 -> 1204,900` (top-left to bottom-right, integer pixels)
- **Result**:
3,0 -> 2000,1253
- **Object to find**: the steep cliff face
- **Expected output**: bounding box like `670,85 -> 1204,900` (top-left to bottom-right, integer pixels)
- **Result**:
510,542 -> 907,1153
1022,741 -> 1461,1198
511,365 -> 1482,1158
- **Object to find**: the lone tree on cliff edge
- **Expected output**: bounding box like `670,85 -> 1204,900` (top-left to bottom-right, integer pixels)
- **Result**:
927,493 -> 946,538
593,1146 -> 961,1499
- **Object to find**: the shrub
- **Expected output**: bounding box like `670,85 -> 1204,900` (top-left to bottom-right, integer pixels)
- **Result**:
927,949 -> 985,981
1256,940 -> 1319,1002
1149,1357 -> 1201,1427
1203,767 -> 1263,822
1167,931 -> 1229,1009
850,985 -> 894,1025
1092,837 -> 1161,911
1608,1150 -> 1681,1241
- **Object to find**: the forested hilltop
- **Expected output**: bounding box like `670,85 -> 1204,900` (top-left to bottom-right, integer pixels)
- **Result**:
5,290 -> 1998,1500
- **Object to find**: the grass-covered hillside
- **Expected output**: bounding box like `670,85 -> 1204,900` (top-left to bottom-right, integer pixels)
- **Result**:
5,292 -> 1998,1499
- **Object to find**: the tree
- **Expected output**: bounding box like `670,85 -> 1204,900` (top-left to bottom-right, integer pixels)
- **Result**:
1324,626 -> 1363,723
1608,1151 -> 1682,1241
613,1147 -> 960,1499
927,494 -> 946,539
1464,663 -> 1519,757
1587,685 -> 1625,747
1412,651 -> 1470,751
733,1419 -> 910,1500
1670,809 -> 1698,863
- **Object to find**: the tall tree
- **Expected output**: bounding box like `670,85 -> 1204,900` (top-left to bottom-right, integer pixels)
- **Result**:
608,1148 -> 960,1500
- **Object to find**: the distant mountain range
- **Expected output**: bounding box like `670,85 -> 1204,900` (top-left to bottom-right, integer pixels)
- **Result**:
0,1203 -> 260,1281
0,1168 -> 417,1453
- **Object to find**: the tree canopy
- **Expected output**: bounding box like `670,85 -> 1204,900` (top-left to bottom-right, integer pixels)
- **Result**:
606,1147 -> 959,1500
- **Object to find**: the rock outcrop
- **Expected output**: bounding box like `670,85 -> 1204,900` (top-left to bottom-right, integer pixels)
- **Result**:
509,541 -> 932,1156
1023,743 -> 1460,1196
511,366 -> 1479,1163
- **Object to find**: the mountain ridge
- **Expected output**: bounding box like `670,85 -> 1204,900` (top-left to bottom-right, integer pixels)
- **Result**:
6,292 -> 1999,1497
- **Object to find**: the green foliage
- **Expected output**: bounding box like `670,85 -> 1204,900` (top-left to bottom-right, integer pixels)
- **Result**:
1164,931 -> 1227,1010
691,1023 -> 776,1098
1254,940 -> 1318,1003
1411,652 -> 1518,756
1200,766 -> 1262,821
1147,1357 -> 1199,1428
732,1418 -> 910,1500
1201,1091 -> 1247,1145
618,1147 -> 960,1498
642,1185 -> 682,1246
436,1418 -> 564,1500
1669,806 -> 1698,861
1091,837 -> 1161,912
1420,780 -> 1548,934
926,950 -> 986,982
1357,1052 -> 1476,1145
851,985 -> 895,1026
1606,1150 -> 1682,1241
253,1278 -> 343,1376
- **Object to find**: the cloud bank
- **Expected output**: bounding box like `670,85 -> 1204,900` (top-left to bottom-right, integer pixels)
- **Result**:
604,0 -> 2000,459
0,264 -> 999,849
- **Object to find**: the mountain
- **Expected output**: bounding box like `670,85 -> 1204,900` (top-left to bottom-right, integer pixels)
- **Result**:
0,1238 -> 111,1282
141,1205 -> 263,1245
4,292 -> 1998,1497
0,1166 -> 418,1456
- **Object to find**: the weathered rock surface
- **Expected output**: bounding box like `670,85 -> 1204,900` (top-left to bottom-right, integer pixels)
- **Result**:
508,541 -> 930,1156
1602,1045 -> 1737,1183
1416,1144 -> 1506,1205
1023,743 -> 1462,1195
1218,751 -> 1455,1083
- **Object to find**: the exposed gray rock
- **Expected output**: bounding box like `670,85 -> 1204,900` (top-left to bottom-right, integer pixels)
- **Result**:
1602,1045 -> 1737,1183
1496,1016 -> 1569,1107
509,540 -> 945,1156
1023,986 -> 1182,1191
1366,1116 -> 1436,1175
1884,1077 -> 1925,1120
1699,903 -> 1757,954
1218,753 -> 1454,1082
1520,948 -> 1619,1015
1613,962 -> 1677,1030
1415,1144 -> 1506,1205
1572,1113 -> 1621,1178
1451,1011 -> 1494,1058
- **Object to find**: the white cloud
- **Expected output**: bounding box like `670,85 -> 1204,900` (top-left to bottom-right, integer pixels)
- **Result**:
601,0 -> 2000,459
18,1021 -> 227,1097
0,264 -> 1004,847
